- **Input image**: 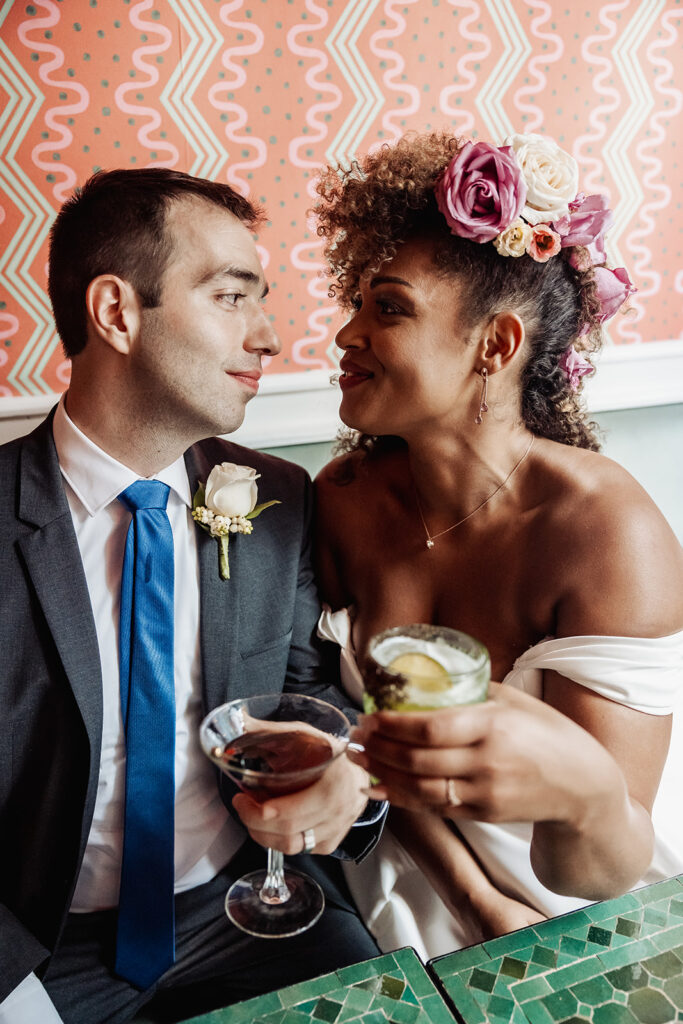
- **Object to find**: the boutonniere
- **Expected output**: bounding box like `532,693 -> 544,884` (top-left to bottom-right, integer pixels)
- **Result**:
192,462 -> 280,580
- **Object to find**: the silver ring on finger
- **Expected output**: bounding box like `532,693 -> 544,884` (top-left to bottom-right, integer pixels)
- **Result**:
443,777 -> 462,810
302,827 -> 316,854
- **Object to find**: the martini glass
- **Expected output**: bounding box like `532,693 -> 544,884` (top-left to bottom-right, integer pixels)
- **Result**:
200,693 -> 351,938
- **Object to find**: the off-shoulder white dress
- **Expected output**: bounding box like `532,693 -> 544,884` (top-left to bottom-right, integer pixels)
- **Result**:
319,608 -> 683,961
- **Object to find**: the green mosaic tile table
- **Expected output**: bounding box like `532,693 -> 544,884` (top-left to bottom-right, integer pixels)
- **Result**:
429,873 -> 683,1024
180,947 -> 455,1023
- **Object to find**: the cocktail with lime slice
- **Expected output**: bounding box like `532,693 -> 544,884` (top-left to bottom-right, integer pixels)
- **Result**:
362,624 -> 490,712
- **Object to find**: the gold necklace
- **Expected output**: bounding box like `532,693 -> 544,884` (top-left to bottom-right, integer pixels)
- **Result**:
414,436 -> 535,549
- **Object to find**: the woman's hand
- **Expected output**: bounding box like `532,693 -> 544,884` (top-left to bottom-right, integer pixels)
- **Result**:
350,682 -> 621,825
350,682 -> 654,899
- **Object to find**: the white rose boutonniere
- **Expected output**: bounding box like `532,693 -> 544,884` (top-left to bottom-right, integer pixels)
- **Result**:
192,462 -> 280,580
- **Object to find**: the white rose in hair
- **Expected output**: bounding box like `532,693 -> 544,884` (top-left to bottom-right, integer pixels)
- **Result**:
204,462 -> 260,518
493,219 -> 532,257
505,133 -> 579,226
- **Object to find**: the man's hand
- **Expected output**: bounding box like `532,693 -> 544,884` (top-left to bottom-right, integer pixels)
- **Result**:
232,752 -> 370,855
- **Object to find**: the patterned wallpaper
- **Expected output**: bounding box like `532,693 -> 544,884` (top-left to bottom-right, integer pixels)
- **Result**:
0,0 -> 681,399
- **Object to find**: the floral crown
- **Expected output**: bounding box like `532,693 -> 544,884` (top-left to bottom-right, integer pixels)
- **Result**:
434,133 -> 635,387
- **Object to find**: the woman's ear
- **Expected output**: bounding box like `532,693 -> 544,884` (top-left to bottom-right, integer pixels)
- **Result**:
85,275 -> 141,355
481,311 -> 525,373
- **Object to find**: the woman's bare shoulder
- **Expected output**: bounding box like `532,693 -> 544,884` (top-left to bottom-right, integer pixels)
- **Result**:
534,442 -> 683,636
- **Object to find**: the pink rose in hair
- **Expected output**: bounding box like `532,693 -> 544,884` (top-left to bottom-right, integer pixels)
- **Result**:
527,224 -> 561,263
435,142 -> 527,243
593,266 -> 637,322
560,194 -> 613,250
559,346 -> 594,390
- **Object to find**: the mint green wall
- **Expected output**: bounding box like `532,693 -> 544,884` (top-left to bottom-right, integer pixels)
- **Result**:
262,403 -> 683,542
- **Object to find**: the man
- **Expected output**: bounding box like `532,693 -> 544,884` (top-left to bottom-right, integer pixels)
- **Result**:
0,169 -> 382,1023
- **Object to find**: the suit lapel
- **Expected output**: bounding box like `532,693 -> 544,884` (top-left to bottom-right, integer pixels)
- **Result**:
17,416 -> 103,748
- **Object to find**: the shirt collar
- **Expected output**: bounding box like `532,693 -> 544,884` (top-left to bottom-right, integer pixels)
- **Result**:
52,397 -> 193,516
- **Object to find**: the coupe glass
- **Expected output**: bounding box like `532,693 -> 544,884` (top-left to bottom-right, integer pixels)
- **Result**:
200,693 -> 351,938
362,624 -> 490,711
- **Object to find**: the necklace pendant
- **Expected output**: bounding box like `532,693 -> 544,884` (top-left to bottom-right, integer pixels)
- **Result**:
426,538 -> 435,549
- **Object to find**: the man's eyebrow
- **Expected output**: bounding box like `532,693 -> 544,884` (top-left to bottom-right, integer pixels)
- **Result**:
369,275 -> 413,289
199,266 -> 269,298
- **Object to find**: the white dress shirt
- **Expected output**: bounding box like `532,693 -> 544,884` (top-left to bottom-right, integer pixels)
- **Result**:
0,402 -> 245,1023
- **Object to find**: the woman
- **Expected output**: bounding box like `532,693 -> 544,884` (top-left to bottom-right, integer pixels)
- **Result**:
313,131 -> 683,960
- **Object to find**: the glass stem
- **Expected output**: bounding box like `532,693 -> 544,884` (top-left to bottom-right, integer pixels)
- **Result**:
259,848 -> 292,905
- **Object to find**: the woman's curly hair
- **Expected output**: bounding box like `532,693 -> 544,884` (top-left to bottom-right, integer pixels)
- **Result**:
314,131 -> 604,454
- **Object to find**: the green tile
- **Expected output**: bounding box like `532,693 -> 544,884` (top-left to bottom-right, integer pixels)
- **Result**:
536,911 -> 593,940
520,999 -> 557,1024
470,967 -> 497,993
669,900 -> 683,919
548,959 -> 607,991
437,973 -> 488,1024
588,926 -> 614,947
531,944 -> 560,969
617,918 -> 642,939
599,939 -> 660,970
501,956 -> 528,979
637,877 -> 683,903
652,925 -> 683,952
662,974 -> 683,1007
310,997 -> 341,1022
512,976 -> 554,1003
570,975 -> 617,1006
542,988 -> 580,1020
488,994 -> 516,1019
280,976 -> 336,1006
335,960 -> 382,986
627,986 -> 678,1023
484,928 -> 544,958
642,951 -> 683,979
420,992 -> 461,1024
431,943 -> 493,974
644,909 -> 670,929
593,1005 -> 640,1024
560,936 -> 589,959
378,973 -> 406,1000
605,964 -> 652,993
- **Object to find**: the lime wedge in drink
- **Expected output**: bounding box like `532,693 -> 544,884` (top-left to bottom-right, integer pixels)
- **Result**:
387,653 -> 452,693
363,625 -> 490,712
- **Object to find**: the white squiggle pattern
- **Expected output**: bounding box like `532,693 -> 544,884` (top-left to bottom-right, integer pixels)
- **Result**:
619,7 -> 682,342
439,0 -> 489,134
287,0 -> 340,369
0,312 -> 18,347
573,1 -> 628,195
17,1 -> 89,203
287,0 -> 342,183
0,312 -> 17,390
512,0 -> 563,133
367,0 -> 420,151
208,1 -> 267,197
114,0 -> 180,167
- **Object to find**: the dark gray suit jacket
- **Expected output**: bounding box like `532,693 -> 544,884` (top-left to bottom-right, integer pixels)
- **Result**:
0,414 -> 378,999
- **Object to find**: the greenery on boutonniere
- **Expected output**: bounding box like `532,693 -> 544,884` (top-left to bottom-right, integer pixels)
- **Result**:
192,462 -> 280,580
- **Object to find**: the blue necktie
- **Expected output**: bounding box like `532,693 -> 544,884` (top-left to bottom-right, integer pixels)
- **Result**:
115,480 -> 176,990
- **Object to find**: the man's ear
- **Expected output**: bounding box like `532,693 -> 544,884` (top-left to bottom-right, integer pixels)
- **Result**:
85,275 -> 141,355
481,311 -> 525,374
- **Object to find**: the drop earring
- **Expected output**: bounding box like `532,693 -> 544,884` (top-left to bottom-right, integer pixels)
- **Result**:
475,367 -> 489,424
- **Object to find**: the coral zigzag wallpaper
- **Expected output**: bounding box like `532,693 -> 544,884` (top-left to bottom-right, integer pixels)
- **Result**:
0,0 -> 681,399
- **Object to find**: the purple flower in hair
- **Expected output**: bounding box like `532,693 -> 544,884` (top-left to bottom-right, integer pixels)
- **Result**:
435,142 -> 527,244
592,266 -> 637,322
558,194 -> 614,262
559,346 -> 594,390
